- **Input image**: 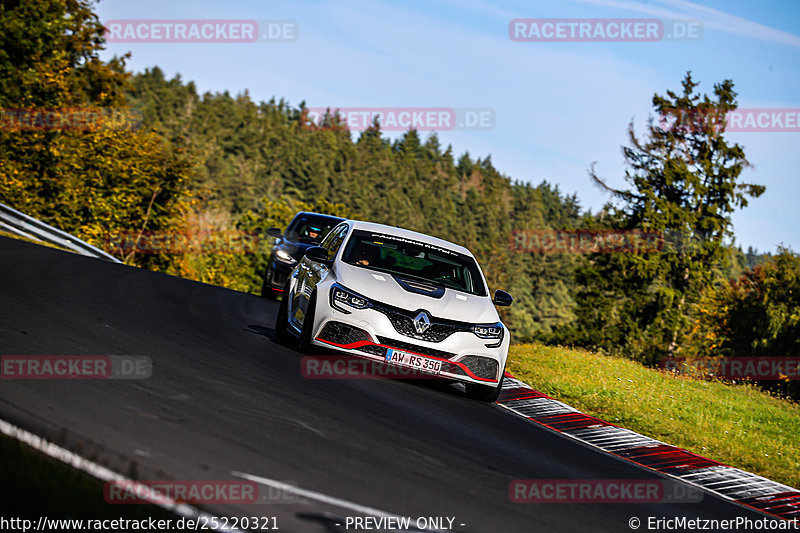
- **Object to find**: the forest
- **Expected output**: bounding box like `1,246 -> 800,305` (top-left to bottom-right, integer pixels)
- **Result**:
1,0 -> 798,378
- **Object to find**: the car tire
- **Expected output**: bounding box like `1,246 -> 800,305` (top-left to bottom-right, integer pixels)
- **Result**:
274,280 -> 291,344
464,373 -> 504,402
261,266 -> 277,300
297,292 -> 318,355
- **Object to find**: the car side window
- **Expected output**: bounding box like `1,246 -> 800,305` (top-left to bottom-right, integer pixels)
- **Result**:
319,223 -> 343,249
321,224 -> 349,258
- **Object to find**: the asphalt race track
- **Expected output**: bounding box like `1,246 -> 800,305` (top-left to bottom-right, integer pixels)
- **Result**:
0,236 -> 770,532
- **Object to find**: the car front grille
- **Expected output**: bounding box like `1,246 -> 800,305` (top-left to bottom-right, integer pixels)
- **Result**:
376,336 -> 458,360
317,321 -> 371,346
457,355 -> 499,380
352,337 -> 492,381
357,344 -> 387,357
371,302 -> 471,343
272,271 -> 287,286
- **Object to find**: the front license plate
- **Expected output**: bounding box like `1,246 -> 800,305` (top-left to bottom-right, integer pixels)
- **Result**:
385,349 -> 442,375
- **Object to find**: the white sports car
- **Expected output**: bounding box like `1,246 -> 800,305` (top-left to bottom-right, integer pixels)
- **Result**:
274,220 -> 513,401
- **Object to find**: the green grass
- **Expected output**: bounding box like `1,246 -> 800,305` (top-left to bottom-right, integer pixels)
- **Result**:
0,229 -> 76,253
507,343 -> 800,489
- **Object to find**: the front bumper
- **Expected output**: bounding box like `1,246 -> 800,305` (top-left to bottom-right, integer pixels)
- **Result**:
266,259 -> 294,292
310,297 -> 507,385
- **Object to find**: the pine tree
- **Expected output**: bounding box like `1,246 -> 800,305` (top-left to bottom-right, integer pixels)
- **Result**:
574,72 -> 765,362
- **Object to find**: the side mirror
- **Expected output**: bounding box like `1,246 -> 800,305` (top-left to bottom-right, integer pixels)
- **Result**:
266,227 -> 282,239
492,289 -> 513,307
305,246 -> 332,266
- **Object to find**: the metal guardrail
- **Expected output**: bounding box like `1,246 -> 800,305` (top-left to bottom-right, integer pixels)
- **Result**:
0,202 -> 122,263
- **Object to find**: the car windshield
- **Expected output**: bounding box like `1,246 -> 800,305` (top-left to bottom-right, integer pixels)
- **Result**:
342,230 -> 487,296
285,216 -> 339,244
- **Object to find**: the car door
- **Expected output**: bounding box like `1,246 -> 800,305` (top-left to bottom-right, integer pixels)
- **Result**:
289,223 -> 349,329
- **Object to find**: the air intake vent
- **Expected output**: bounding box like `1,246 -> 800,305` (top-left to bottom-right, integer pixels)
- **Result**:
393,276 -> 445,298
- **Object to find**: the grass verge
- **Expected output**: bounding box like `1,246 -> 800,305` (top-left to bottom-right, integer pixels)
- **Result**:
507,343 -> 800,489
0,230 -> 76,253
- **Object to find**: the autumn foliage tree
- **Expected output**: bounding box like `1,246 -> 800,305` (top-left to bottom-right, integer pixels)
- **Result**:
687,249 -> 800,359
0,0 -> 194,271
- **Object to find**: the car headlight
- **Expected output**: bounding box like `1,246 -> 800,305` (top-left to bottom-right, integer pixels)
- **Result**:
330,284 -> 372,314
275,249 -> 297,264
472,323 -> 504,347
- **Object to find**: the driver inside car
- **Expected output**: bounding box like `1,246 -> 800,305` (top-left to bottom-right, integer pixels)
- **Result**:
354,245 -> 379,266
305,226 -> 322,241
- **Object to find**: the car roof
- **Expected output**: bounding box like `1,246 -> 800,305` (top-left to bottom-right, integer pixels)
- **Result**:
293,211 -> 346,223
345,220 -> 475,257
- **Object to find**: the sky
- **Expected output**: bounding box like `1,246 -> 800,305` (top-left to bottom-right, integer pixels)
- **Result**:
94,0 -> 800,253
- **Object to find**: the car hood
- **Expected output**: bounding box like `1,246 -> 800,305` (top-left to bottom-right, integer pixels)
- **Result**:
277,240 -> 314,261
333,262 -> 500,324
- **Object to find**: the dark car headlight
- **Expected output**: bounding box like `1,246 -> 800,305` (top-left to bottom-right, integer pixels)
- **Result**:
275,249 -> 297,264
472,322 -> 504,347
330,283 -> 372,314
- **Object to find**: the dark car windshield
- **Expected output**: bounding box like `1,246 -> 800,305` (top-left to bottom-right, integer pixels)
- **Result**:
342,230 -> 487,296
285,215 -> 341,245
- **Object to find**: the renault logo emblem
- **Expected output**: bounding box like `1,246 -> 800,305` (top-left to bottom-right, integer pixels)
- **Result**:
413,311 -> 431,335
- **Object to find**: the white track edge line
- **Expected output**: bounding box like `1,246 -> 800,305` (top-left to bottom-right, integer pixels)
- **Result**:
0,417 -> 244,533
231,470 -> 446,532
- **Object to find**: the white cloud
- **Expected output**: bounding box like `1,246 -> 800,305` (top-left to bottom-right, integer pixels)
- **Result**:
570,0 -> 800,47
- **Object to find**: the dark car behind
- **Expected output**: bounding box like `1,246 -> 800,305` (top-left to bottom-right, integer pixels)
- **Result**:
260,211 -> 345,299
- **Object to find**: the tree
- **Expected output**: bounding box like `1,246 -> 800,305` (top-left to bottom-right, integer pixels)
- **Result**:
0,0 -> 195,271
123,66 -> 586,322
0,0 -> 129,108
687,248 -> 800,359
574,72 -> 765,362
